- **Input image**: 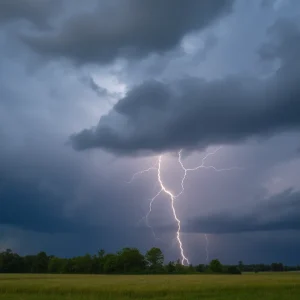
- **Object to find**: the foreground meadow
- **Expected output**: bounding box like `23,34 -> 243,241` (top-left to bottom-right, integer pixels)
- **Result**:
0,273 -> 299,300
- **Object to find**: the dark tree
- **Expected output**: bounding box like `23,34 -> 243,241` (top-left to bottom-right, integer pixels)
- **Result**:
145,247 -> 164,272
175,259 -> 185,273
0,248 -> 298,275
238,260 -> 244,272
209,259 -> 223,273
117,247 -> 145,273
0,249 -> 23,273
271,262 -> 284,272
166,261 -> 176,273
48,257 -> 66,273
195,264 -> 205,272
103,254 -> 118,274
33,252 -> 49,273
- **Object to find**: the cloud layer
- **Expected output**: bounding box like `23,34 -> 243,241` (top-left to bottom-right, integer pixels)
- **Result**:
70,19 -> 300,155
183,188 -> 300,234
22,0 -> 234,64
0,0 -> 62,28
1,0 -> 300,264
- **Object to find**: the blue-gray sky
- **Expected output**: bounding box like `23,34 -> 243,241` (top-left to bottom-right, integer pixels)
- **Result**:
1,0 -> 300,265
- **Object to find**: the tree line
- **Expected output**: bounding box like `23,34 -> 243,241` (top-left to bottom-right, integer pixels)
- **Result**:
0,248 -> 299,274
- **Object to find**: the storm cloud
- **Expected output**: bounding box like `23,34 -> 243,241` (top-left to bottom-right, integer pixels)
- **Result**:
182,188 -> 300,234
0,0 -> 62,28
22,0 -> 234,64
1,0 -> 300,264
70,18 -> 300,155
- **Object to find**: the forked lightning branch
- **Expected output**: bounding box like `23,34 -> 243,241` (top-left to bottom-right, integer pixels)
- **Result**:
128,147 -> 242,265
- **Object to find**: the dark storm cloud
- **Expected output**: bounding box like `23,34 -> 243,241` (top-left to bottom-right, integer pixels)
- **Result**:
0,151 -> 134,235
0,0 -> 62,28
0,131 -> 149,236
22,0 -> 234,64
0,179 -> 76,233
70,19 -> 300,155
181,188 -> 300,234
0,131 -> 144,235
0,151 -> 84,233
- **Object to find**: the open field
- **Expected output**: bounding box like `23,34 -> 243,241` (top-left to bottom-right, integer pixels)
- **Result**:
0,273 -> 299,300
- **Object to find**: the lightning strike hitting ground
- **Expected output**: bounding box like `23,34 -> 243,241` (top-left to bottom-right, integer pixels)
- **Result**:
128,147 -> 242,265
204,233 -> 209,263
157,155 -> 190,265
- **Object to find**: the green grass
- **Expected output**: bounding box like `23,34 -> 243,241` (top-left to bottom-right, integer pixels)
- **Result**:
0,273 -> 299,299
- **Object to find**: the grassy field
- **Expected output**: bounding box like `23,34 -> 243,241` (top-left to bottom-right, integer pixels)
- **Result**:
0,273 -> 299,299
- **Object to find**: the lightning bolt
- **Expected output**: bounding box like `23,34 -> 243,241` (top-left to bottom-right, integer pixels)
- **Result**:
137,188 -> 162,240
204,233 -> 209,263
176,147 -> 243,262
127,163 -> 158,184
177,146 -> 243,198
157,155 -> 190,265
129,147 -> 242,265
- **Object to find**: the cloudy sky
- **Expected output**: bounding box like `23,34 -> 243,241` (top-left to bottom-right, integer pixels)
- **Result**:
1,0 -> 300,265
